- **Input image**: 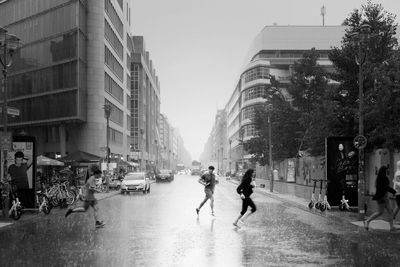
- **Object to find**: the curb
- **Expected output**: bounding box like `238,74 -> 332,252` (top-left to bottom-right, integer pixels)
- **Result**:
226,179 -> 360,228
0,190 -> 120,231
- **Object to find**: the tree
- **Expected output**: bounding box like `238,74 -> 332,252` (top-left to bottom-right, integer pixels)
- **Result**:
328,1 -> 399,151
286,48 -> 331,155
244,77 -> 302,165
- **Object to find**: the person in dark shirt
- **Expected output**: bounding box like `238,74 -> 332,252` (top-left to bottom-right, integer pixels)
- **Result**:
196,166 -> 216,216
8,151 -> 33,208
364,166 -> 398,231
233,169 -> 257,227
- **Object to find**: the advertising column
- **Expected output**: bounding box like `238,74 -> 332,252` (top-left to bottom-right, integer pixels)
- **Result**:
7,136 -> 36,209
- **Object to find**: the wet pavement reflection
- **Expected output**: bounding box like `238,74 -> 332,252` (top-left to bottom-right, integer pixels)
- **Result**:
1,175 -> 399,266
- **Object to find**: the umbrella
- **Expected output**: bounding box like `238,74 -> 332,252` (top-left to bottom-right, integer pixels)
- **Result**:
58,150 -> 102,163
37,155 -> 65,166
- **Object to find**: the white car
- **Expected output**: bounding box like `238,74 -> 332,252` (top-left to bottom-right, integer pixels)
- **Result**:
120,172 -> 151,194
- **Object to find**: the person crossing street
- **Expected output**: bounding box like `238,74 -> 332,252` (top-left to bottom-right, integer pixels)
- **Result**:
65,169 -> 105,228
233,169 -> 257,227
196,166 -> 216,216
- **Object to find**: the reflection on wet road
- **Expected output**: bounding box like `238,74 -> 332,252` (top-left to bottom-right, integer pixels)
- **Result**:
1,175 -> 399,266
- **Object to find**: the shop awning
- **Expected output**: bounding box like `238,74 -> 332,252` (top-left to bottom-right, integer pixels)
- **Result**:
37,155 -> 65,166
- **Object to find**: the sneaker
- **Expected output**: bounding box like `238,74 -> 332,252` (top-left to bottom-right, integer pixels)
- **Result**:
196,208 -> 199,215
95,221 -> 106,228
65,208 -> 73,218
363,221 -> 369,231
233,222 -> 240,228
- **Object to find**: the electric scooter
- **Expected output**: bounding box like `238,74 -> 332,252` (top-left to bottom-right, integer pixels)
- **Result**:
308,179 -> 317,209
315,179 -> 323,210
319,180 -> 331,212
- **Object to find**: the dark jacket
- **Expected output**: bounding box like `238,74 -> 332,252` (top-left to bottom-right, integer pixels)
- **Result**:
373,175 -> 396,200
236,181 -> 254,198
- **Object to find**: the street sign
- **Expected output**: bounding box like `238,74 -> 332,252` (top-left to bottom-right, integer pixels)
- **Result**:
354,135 -> 367,149
0,106 -> 20,116
0,132 -> 12,150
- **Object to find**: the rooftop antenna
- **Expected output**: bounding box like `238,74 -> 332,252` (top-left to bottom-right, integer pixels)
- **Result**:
321,6 -> 326,26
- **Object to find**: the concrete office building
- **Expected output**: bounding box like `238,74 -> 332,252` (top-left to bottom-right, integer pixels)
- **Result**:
0,0 -> 133,159
130,36 -> 161,171
200,109 -> 228,173
225,25 -> 346,172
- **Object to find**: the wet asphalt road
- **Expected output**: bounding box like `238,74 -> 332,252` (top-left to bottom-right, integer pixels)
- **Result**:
0,174 -> 399,267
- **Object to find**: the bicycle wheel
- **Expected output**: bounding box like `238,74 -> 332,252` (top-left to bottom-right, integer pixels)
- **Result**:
11,208 -> 21,220
65,190 -> 76,205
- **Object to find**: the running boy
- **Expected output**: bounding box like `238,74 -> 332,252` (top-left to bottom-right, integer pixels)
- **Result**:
65,169 -> 105,228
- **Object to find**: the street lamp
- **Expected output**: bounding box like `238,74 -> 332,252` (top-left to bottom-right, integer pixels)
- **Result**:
0,27 -> 21,181
229,139 -> 232,173
350,21 -> 372,220
267,103 -> 274,192
239,128 -> 245,171
103,103 -> 112,173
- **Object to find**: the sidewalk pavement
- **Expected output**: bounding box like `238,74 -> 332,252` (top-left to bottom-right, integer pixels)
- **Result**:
227,177 -> 400,232
0,190 -> 120,230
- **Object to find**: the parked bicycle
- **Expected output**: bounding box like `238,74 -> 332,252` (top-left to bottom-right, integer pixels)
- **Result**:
36,189 -> 52,214
8,183 -> 23,220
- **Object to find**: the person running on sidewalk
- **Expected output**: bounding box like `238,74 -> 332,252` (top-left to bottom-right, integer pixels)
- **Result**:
196,166 -> 216,216
364,166 -> 397,231
65,169 -> 105,228
392,161 -> 400,222
233,169 -> 257,227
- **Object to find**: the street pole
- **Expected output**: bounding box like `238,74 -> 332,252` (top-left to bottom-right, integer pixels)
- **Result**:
357,44 -> 366,221
268,104 -> 274,192
351,22 -> 371,221
1,32 -> 8,186
229,140 -> 232,173
103,104 -> 112,176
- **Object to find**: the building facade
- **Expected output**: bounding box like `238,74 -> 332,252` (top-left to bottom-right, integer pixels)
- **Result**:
0,0 -> 133,159
200,109 -> 228,173
130,36 -> 161,171
217,26 -> 347,174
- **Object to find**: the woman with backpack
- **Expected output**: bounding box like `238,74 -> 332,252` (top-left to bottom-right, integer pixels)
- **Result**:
233,169 -> 257,227
364,166 -> 398,231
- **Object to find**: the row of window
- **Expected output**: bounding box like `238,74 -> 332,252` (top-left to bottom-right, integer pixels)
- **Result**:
243,66 -> 270,83
258,50 -> 330,59
7,90 -> 78,124
105,19 -> 123,60
243,124 -> 257,137
6,3 -> 77,45
105,46 -> 123,81
105,98 -> 124,126
0,0 -> 70,26
242,85 -> 268,102
10,30 -> 77,73
242,106 -> 257,121
105,0 -> 123,38
109,127 -> 123,144
8,61 -> 77,99
104,72 -> 123,103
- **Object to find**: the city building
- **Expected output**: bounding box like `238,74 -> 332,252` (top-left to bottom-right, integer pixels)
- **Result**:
130,36 -> 161,171
222,25 -> 346,173
200,109 -> 228,173
0,0 -> 133,160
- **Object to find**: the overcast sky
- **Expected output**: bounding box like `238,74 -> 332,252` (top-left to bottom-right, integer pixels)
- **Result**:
131,0 -> 400,160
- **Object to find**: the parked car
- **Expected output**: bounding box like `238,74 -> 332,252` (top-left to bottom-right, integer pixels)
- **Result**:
191,169 -> 202,176
120,172 -> 151,194
108,178 -> 121,190
156,169 -> 174,182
